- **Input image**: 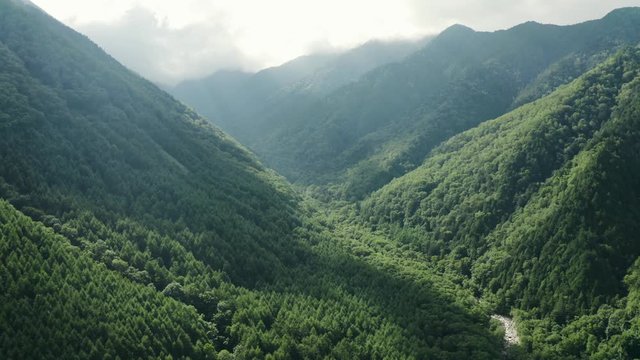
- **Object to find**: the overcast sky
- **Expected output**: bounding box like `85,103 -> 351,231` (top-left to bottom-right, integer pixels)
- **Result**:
31,0 -> 640,85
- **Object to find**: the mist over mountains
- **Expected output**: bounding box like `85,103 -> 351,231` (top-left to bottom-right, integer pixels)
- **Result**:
3,1 -> 640,359
173,8 -> 640,200
169,37 -> 430,140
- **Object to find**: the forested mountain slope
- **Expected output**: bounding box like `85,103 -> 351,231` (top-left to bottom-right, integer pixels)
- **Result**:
247,8 -> 640,199
171,38 -> 427,142
6,0 -> 640,358
0,200 -> 216,359
0,1 -> 504,358
360,48 -> 640,359
169,54 -> 332,139
0,0 -> 302,285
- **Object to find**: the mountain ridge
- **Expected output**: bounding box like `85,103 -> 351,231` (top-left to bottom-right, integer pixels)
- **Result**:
358,46 -> 640,358
219,7 -> 640,200
170,36 -> 430,141
4,1 -> 640,358
0,1 -> 504,358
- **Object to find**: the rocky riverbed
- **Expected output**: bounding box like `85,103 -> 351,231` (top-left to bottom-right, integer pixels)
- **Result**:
492,314 -> 520,345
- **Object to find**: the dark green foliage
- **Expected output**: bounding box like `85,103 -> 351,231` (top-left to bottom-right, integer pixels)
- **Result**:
514,257 -> 640,359
0,0 -> 302,287
476,79 -> 640,319
4,0 -> 640,358
0,1 -> 504,358
197,8 -> 640,200
170,38 -> 428,143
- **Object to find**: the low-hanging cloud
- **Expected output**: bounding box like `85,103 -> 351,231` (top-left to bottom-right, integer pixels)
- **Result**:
35,0 -> 640,86
78,7 -> 257,85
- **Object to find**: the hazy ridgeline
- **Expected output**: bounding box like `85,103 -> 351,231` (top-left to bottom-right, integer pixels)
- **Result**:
2,1 -> 640,359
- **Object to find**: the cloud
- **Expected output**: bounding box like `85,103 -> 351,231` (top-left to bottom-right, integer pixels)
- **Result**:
77,6 -> 256,85
33,0 -> 640,85
39,0 -> 430,85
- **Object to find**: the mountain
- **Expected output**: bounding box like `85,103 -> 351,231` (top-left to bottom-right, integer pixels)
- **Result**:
170,37 -> 429,142
0,0 -> 302,286
0,1 -> 503,358
360,47 -> 640,359
284,39 -> 433,96
6,0 -> 640,358
0,199 -> 216,359
169,53 -> 331,137
234,8 -> 640,199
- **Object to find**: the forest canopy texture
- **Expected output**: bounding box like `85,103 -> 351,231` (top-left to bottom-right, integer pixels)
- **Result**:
2,1 -> 640,359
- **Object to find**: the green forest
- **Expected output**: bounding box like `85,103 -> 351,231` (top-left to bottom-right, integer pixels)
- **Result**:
2,0 -> 640,359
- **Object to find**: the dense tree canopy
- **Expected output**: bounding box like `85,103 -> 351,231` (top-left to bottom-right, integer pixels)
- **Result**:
0,1 -> 501,358
3,0 -> 640,358
359,48 -> 640,359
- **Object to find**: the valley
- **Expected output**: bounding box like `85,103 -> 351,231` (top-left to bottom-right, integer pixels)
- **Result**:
491,315 -> 520,346
2,1 -> 640,359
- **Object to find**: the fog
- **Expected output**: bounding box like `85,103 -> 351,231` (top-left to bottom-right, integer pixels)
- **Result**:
32,0 -> 640,85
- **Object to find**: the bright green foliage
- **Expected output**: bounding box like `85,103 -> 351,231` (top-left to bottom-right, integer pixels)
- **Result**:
514,257 -> 640,359
4,0 -> 640,358
0,200 -> 216,359
360,48 -> 640,358
0,1 -> 503,358
363,49 -> 638,256
476,66 -> 640,319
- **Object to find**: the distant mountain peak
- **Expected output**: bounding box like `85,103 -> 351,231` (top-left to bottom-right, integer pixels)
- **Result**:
7,0 -> 46,14
604,6 -> 640,18
511,20 -> 544,28
9,0 -> 37,8
441,23 -> 475,34
433,23 -> 475,43
601,6 -> 640,25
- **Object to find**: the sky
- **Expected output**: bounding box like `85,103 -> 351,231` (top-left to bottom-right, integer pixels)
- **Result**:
30,0 -> 640,85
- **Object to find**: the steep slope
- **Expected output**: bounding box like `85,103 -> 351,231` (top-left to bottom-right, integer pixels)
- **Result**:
0,1 -> 504,358
0,0 -> 302,286
494,73 -> 640,358
476,91 -> 640,319
0,200 -> 216,359
170,38 -> 428,142
169,53 -> 333,138
167,69 -> 253,136
284,38 -> 432,96
360,48 -> 640,358
251,8 -> 640,199
521,256 -> 640,359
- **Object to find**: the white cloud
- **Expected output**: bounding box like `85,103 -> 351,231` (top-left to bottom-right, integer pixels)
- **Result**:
76,6 -> 252,85
30,0 -> 640,84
